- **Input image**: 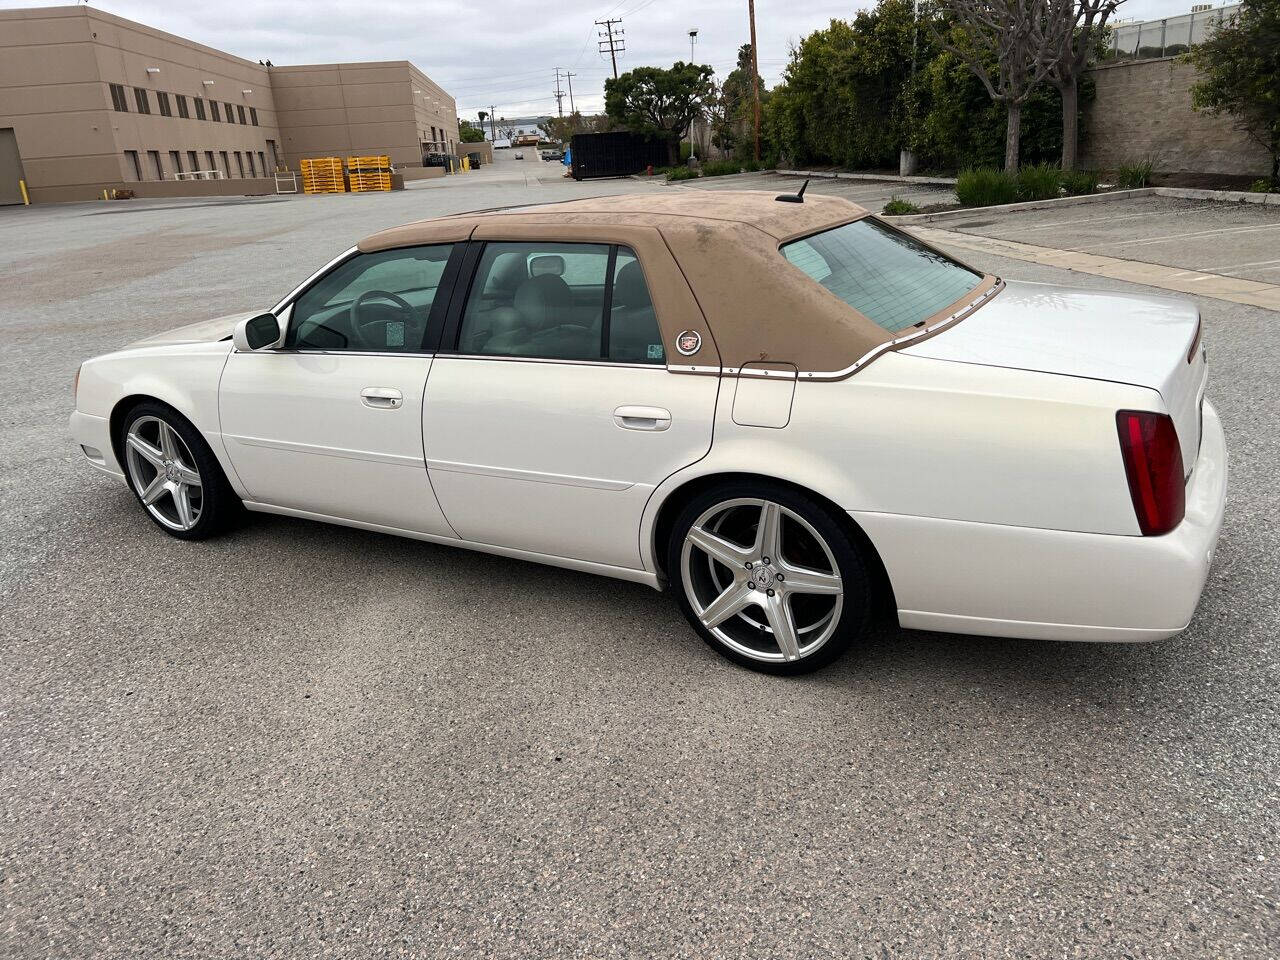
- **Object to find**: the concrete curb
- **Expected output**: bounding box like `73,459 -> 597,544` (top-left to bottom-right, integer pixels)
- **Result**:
1154,186 -> 1277,205
883,185 -> 1277,223
776,169 -> 957,186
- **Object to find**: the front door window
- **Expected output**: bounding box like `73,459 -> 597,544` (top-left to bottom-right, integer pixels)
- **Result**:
288,245 -> 455,352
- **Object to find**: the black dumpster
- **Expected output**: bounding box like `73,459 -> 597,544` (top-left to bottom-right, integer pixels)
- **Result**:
570,131 -> 672,180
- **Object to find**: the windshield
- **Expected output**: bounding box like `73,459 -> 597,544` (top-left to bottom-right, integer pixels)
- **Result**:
781,219 -> 983,334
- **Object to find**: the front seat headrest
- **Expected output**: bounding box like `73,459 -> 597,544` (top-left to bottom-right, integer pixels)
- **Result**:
612,260 -> 651,308
530,255 -> 565,277
513,274 -> 572,329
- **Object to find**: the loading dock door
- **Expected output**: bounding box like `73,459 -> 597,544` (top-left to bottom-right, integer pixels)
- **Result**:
0,129 -> 26,205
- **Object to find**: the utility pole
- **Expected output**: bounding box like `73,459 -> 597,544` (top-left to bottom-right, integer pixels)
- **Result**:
597,18 -> 624,79
489,105 -> 496,141
747,0 -> 760,164
688,27 -> 699,62
553,68 -> 565,118
565,71 -> 576,116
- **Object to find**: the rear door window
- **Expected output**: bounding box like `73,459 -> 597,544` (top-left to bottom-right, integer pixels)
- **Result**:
782,219 -> 983,333
458,242 -> 664,363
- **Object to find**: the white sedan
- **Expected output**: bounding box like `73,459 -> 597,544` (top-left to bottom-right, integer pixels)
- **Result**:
71,190 -> 1227,674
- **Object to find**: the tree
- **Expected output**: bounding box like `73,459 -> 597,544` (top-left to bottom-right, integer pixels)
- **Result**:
931,0 -> 1070,171
1188,0 -> 1280,186
477,110 -> 489,139
458,120 -> 486,143
604,62 -> 715,163
1045,0 -> 1123,170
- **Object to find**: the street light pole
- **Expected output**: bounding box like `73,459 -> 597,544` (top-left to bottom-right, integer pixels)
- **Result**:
689,28 -> 698,61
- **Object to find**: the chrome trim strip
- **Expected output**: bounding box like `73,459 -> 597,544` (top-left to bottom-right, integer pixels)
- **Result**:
427,458 -> 634,491
227,434 -> 423,468
439,354 -> 662,371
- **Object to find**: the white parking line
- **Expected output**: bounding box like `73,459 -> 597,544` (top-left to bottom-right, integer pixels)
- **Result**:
981,209 -> 1173,233
1104,222 -> 1280,248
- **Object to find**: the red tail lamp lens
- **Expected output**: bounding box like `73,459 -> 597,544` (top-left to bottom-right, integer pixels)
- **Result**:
1116,410 -> 1185,536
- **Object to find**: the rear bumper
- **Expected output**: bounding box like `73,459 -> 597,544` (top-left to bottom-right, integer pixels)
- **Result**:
856,400 -> 1228,642
70,410 -> 125,480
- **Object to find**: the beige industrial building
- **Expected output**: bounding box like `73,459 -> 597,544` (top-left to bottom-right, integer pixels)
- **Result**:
0,5 -> 460,204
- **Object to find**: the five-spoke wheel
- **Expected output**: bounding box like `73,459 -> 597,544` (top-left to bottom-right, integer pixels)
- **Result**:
669,484 -> 870,673
120,402 -> 238,539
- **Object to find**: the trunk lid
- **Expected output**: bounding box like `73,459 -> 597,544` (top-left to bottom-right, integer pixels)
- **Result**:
903,280 -> 1206,472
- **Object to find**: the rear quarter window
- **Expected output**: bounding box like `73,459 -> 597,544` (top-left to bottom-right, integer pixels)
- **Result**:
782,219 -> 983,333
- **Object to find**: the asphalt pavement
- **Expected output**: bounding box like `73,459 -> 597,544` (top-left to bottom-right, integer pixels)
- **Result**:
1,165 -> 1277,959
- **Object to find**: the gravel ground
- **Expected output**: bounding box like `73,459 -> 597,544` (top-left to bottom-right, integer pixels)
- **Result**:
1,163 -> 1278,959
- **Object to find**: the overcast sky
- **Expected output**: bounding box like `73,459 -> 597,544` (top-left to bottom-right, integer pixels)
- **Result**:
6,0 -> 1219,120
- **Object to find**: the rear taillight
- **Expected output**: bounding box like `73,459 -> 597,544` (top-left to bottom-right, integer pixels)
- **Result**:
1116,410 -> 1185,536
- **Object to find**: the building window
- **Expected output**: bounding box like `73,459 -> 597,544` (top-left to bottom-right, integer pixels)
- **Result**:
236,104 -> 247,125
249,107 -> 259,126
109,83 -> 128,112
188,150 -> 199,172
194,97 -> 206,120
148,150 -> 164,180
134,88 -> 151,114
210,100 -> 221,122
266,140 -> 278,169
157,92 -> 172,117
176,95 -> 189,119
246,152 -> 256,177
124,150 -> 141,181
234,151 -> 245,177
219,150 -> 230,176
169,150 -> 183,174
205,151 -> 217,175
258,150 -> 267,174
225,102 -> 235,123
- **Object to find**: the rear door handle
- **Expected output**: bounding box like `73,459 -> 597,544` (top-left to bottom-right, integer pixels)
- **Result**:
361,387 -> 403,409
614,405 -> 671,431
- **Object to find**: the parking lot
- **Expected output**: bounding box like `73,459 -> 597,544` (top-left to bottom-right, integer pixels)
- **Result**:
2,164 -> 1278,958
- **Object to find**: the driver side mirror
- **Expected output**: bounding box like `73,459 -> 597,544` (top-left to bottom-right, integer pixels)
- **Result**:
233,313 -> 283,352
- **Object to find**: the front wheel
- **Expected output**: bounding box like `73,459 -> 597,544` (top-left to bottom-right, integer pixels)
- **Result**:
120,401 -> 240,540
668,483 -> 872,675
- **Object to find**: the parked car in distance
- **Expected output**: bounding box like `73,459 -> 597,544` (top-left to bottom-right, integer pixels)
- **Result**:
71,190 -> 1226,674
541,149 -> 565,162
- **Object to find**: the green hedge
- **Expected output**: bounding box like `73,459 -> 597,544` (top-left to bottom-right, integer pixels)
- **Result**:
956,167 -> 1017,207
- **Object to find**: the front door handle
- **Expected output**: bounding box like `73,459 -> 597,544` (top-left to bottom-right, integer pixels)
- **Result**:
614,405 -> 671,431
361,387 -> 403,409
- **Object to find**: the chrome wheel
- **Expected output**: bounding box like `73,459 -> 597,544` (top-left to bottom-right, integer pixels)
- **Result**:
124,416 -> 203,532
680,497 -> 843,664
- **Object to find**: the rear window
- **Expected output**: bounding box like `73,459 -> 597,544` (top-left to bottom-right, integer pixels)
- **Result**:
781,219 -> 982,333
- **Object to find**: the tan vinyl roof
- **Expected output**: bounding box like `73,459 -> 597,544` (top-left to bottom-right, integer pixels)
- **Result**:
357,190 -> 996,376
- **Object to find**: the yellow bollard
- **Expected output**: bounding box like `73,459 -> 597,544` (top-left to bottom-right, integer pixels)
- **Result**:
103,189 -> 109,201
19,179 -> 30,205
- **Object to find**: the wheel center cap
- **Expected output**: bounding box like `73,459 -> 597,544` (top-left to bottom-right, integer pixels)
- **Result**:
163,460 -> 180,482
753,563 -> 779,588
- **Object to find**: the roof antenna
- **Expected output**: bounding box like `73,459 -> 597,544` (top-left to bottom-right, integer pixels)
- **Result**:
775,178 -> 808,203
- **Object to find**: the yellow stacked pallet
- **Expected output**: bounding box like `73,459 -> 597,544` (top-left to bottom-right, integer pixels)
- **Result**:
300,157 -> 346,194
347,155 -> 392,192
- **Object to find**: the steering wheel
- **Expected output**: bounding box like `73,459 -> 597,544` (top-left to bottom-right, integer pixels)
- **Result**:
349,289 -> 419,350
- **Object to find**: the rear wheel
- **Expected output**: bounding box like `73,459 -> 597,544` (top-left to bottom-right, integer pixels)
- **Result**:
120,401 -> 239,540
668,483 -> 872,674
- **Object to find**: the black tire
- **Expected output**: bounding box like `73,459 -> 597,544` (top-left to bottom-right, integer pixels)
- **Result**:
667,481 -> 872,675
118,400 -> 241,541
